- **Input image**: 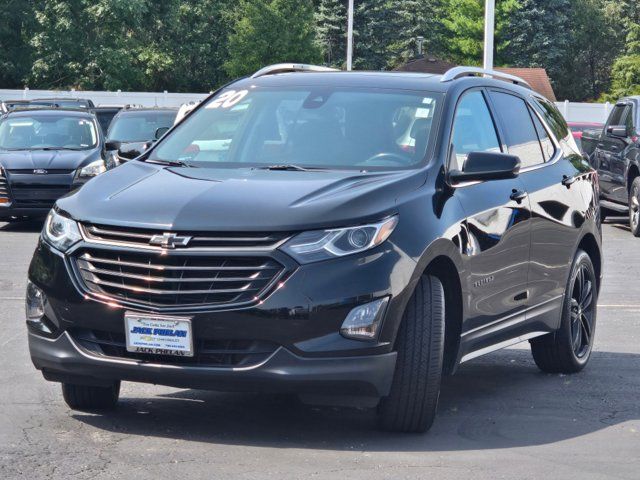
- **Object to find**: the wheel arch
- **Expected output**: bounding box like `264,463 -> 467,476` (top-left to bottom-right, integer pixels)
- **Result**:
627,163 -> 640,194
407,238 -> 465,376
577,232 -> 602,292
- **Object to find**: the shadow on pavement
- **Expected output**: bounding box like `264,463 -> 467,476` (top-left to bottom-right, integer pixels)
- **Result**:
72,348 -> 640,451
0,219 -> 45,233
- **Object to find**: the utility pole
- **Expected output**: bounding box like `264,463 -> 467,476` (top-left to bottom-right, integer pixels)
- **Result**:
483,0 -> 495,70
346,0 -> 354,71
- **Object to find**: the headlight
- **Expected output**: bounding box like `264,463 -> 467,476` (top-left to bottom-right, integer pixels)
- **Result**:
42,210 -> 82,252
76,159 -> 107,179
281,216 -> 398,264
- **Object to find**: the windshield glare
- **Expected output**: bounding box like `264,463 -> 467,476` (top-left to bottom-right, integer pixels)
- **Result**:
151,87 -> 440,170
0,115 -> 98,150
108,111 -> 177,143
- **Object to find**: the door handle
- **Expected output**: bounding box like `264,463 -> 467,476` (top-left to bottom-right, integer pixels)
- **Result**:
562,175 -> 577,187
510,189 -> 528,203
597,143 -> 605,148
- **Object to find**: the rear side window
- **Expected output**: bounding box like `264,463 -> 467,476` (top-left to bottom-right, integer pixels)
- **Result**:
449,90 -> 501,171
607,104 -> 628,128
489,91 -> 545,168
530,108 -> 556,161
532,97 -> 571,143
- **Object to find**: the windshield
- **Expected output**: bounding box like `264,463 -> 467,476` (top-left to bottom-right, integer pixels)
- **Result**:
108,111 -> 177,142
0,114 -> 98,150
150,87 -> 440,170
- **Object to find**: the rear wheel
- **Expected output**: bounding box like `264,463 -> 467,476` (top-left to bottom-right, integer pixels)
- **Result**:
530,250 -> 597,373
62,381 -> 120,411
377,275 -> 445,433
629,177 -> 640,236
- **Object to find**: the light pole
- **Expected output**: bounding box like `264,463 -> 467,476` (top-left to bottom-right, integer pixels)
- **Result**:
483,0 -> 495,70
346,0 -> 354,71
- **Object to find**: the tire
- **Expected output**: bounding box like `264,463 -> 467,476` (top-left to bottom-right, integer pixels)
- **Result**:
62,381 -> 120,411
530,250 -> 597,373
377,275 -> 445,433
629,177 -> 640,236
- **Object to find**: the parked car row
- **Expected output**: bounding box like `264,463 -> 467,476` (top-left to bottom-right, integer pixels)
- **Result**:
582,96 -> 640,234
21,65 -> 603,433
0,100 -> 178,221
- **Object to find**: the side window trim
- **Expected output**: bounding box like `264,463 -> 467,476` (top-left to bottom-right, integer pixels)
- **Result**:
521,95 -> 563,171
486,88 -> 548,169
526,100 -> 559,162
445,87 -> 504,173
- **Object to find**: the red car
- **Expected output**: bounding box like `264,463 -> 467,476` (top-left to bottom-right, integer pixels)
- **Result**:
568,121 -> 604,150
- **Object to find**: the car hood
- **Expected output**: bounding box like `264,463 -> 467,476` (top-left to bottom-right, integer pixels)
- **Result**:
0,149 -> 99,171
58,162 -> 427,231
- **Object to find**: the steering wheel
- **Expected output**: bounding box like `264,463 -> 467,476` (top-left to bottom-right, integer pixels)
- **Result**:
358,152 -> 410,167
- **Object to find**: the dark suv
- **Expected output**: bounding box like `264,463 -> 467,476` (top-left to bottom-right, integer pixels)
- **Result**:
26,65 -> 602,433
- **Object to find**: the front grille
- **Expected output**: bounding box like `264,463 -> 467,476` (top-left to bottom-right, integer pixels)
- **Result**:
7,169 -> 75,175
0,174 -> 8,202
73,248 -> 285,308
82,223 -> 290,249
10,184 -> 70,208
71,328 -> 278,367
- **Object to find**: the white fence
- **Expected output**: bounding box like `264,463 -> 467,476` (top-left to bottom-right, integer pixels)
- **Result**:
0,88 -> 209,108
0,88 -> 613,123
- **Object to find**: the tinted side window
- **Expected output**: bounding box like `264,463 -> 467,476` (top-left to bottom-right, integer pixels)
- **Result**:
607,104 -> 627,127
530,107 -> 556,161
450,91 -> 501,171
532,97 -> 571,142
489,91 -> 545,168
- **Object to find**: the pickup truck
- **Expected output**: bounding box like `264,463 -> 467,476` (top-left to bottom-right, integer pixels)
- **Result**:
582,96 -> 640,235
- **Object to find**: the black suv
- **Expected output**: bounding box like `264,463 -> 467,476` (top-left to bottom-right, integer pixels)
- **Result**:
0,108 -> 111,220
104,107 -> 177,163
26,65 -> 602,432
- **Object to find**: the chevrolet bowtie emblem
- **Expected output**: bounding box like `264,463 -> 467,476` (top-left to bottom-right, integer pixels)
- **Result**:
149,232 -> 192,249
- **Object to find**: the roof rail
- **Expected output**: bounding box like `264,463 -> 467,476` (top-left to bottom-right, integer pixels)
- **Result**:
441,66 -> 532,90
251,63 -> 339,79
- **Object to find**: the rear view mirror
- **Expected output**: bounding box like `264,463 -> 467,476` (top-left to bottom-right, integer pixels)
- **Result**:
105,140 -> 121,151
607,125 -> 627,138
449,151 -> 521,184
155,127 -> 170,140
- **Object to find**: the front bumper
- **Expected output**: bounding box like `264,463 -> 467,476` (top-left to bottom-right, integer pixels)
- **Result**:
30,331 -> 397,396
28,234 -> 418,397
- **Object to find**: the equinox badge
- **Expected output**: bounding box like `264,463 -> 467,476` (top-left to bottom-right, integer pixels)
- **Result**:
149,232 -> 192,249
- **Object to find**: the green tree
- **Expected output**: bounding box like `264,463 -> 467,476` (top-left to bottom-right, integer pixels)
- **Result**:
502,0 -> 573,99
225,0 -> 321,79
315,0 -> 347,67
441,0 -> 519,65
0,0 -> 35,88
607,24 -> 640,98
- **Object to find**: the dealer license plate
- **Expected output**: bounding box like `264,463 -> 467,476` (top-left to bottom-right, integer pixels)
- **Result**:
124,312 -> 194,357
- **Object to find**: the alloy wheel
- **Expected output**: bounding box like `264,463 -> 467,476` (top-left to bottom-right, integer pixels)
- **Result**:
570,264 -> 594,358
631,186 -> 640,231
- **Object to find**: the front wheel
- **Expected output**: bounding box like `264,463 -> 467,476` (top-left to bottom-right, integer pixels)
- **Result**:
629,177 -> 640,236
530,250 -> 597,373
377,275 -> 445,433
62,381 -> 120,411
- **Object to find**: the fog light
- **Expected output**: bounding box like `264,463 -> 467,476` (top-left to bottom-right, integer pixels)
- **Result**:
25,281 -> 52,334
340,297 -> 389,341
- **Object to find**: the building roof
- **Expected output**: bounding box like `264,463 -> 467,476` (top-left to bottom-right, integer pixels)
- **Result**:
495,67 -> 556,101
396,57 -> 557,101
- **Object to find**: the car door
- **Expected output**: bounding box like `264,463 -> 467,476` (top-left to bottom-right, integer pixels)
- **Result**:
598,103 -> 631,201
448,89 -> 532,355
489,91 -> 584,331
608,103 -> 638,203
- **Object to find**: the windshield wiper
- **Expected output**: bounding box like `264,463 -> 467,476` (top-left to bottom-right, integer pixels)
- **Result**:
145,158 -> 196,168
39,147 -> 83,151
255,164 -> 326,172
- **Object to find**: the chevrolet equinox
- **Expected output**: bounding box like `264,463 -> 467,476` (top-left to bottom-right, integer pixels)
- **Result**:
26,64 -> 603,433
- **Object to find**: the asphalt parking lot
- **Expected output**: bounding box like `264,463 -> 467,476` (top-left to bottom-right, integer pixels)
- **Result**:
0,218 -> 639,480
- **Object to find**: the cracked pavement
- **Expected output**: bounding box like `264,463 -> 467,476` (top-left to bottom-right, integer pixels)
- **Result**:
0,218 -> 639,480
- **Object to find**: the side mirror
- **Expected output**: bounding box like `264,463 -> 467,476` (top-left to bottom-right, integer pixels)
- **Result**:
449,151 -> 521,184
155,127 -> 170,140
607,125 -> 627,138
105,140 -> 121,151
